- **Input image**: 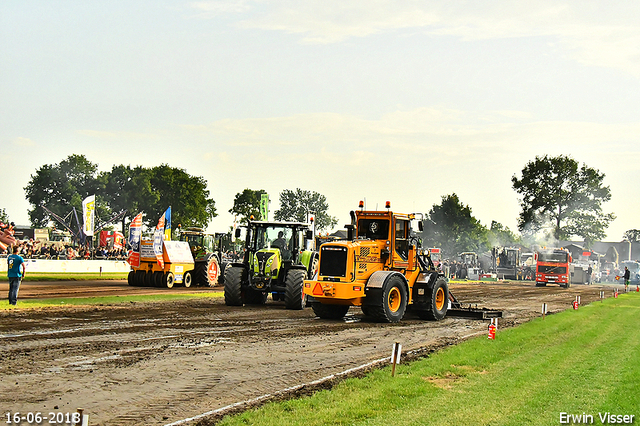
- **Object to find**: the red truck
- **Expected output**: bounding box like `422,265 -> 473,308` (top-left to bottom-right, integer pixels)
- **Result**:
535,248 -> 572,288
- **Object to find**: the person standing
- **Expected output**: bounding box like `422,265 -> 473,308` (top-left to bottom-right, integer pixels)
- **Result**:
623,266 -> 630,291
7,245 -> 25,305
587,264 -> 593,285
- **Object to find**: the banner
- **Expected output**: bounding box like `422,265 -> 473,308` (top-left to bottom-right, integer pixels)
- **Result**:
260,193 -> 269,220
127,213 -> 143,268
163,207 -> 171,241
82,195 -> 96,236
154,212 -> 165,269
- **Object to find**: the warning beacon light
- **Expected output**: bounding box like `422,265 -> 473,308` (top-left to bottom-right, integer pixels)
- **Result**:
385,201 -> 391,209
358,200 -> 364,209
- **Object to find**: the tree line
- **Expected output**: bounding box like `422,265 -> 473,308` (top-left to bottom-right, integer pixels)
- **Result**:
7,154 -> 629,253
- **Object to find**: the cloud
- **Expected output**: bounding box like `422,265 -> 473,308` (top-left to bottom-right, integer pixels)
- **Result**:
12,137 -> 35,147
76,129 -> 157,140
195,0 -> 640,75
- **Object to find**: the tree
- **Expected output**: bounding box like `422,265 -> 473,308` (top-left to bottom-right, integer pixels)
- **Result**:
0,208 -> 9,224
146,164 -> 216,229
229,189 -> 266,224
24,154 -> 109,228
421,193 -> 488,256
512,155 -> 615,244
273,189 -> 338,232
623,229 -> 640,243
486,221 -> 520,247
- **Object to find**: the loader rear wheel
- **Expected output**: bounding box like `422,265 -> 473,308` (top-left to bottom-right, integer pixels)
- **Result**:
224,266 -> 245,306
183,271 -> 192,288
164,272 -> 175,289
311,303 -> 349,320
367,275 -> 408,323
416,276 -> 448,321
284,269 -> 307,310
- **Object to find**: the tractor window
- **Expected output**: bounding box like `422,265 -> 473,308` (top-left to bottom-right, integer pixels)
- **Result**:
395,219 -> 409,261
357,219 -> 390,240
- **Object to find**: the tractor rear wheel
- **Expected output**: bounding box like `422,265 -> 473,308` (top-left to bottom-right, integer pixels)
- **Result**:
367,275 -> 408,323
224,266 -> 245,306
284,269 -> 307,310
196,254 -> 220,287
311,303 -> 349,319
416,276 -> 448,321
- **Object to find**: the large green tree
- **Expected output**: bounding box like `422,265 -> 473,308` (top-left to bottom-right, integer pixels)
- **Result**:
0,208 -> 9,224
273,188 -> 338,232
512,155 -> 615,243
421,193 -> 488,256
623,229 -> 640,243
229,188 -> 266,224
24,154 -> 109,228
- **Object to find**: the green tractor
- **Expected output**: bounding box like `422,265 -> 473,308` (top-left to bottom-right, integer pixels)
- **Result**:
224,220 -> 318,309
177,227 -> 227,287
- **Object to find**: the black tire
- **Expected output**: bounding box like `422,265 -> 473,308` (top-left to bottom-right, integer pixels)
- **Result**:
144,271 -> 154,287
416,276 -> 448,321
135,270 -> 145,286
311,303 -> 350,319
164,272 -> 175,289
224,266 -> 245,306
154,271 -> 164,287
284,269 -> 307,310
196,254 -> 220,287
218,262 -> 228,285
307,255 -> 319,279
536,281 -> 547,287
245,288 -> 267,305
366,275 -> 408,323
128,271 -> 135,286
183,271 -> 192,288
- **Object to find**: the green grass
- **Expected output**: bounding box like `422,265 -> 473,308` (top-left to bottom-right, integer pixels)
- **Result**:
216,294 -> 640,426
0,291 -> 222,310
0,272 -> 129,281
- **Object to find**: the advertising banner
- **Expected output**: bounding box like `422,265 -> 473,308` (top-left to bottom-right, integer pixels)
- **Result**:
260,193 -> 269,220
163,207 -> 171,241
154,212 -> 165,269
127,212 -> 143,268
82,195 -> 96,236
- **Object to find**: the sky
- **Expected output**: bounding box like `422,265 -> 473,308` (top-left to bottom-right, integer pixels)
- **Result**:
1,1 -> 639,241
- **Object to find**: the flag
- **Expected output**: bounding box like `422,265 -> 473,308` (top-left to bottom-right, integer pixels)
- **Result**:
163,207 -> 171,241
127,213 -> 143,268
154,212 -> 165,269
82,195 -> 96,236
260,193 -> 269,220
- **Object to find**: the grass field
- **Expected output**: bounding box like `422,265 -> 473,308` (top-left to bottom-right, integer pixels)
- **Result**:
0,292 -> 223,310
214,294 -> 640,426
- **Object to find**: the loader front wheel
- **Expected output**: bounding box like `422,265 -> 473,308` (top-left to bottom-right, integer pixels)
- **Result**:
416,276 -> 448,321
284,269 -> 307,310
224,266 -> 245,306
364,275 -> 408,323
311,303 -> 349,320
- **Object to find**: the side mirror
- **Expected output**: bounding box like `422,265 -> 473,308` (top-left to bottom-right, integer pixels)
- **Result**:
418,221 -> 423,232
235,228 -> 241,239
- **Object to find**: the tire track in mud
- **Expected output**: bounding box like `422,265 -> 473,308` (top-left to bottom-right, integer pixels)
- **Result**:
0,281 -> 612,425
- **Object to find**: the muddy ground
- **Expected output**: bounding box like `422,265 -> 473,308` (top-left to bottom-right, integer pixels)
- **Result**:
0,280 -> 616,425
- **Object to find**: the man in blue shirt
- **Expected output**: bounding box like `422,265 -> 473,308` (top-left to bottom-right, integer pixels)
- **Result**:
7,246 -> 25,305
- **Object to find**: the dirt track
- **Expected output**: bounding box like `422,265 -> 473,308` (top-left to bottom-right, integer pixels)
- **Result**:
0,280 -> 616,425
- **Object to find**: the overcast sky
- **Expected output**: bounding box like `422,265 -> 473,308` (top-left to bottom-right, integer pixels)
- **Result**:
1,1 -> 639,241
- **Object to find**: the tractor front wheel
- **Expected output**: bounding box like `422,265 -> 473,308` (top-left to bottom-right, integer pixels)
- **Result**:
284,269 -> 307,310
224,266 -> 245,306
